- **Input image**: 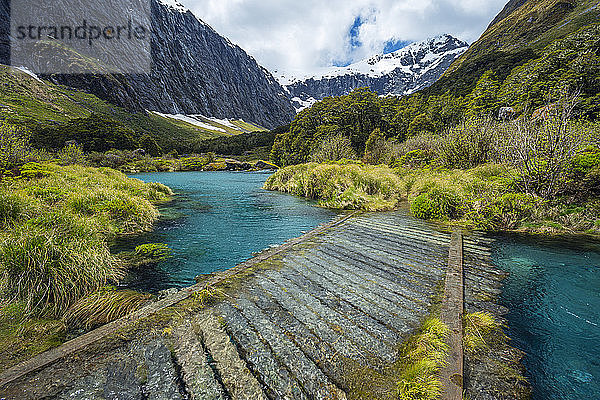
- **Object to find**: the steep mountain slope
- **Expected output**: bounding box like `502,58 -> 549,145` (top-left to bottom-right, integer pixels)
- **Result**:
0,0 -> 294,129
0,65 -> 260,153
446,0 -> 600,75
277,35 -> 468,112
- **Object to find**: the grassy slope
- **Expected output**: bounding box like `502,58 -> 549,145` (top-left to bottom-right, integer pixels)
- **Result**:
0,66 -> 265,152
448,0 -> 600,73
423,0 -> 600,98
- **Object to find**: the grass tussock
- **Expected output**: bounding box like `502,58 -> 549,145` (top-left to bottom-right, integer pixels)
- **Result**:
63,287 -> 152,330
264,161 -> 404,211
396,318 -> 449,400
119,243 -> 173,269
0,163 -> 170,318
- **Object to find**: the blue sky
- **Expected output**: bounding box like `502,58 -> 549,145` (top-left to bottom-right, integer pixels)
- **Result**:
180,0 -> 508,75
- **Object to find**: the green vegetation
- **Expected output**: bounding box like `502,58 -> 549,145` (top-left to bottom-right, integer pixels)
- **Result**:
64,287 -> 153,330
193,131 -> 274,156
0,128 -> 173,365
396,318 -> 449,400
463,311 -> 529,398
267,93 -> 600,235
264,162 -> 403,211
464,312 -> 506,354
271,24 -> 600,168
119,243 -> 174,269
0,162 -> 171,314
0,66 -> 270,156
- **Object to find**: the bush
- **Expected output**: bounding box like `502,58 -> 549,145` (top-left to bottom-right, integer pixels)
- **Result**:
483,193 -> 542,229
393,133 -> 441,168
0,122 -> 33,169
410,188 -> 463,220
57,144 -> 87,166
363,129 -> 390,165
310,134 -> 357,163
0,224 -> 123,315
496,93 -> 587,198
438,118 -> 497,169
119,243 -> 174,269
0,192 -> 35,228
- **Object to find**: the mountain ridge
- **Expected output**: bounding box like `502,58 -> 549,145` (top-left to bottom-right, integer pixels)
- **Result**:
276,35 -> 469,112
0,0 -> 295,129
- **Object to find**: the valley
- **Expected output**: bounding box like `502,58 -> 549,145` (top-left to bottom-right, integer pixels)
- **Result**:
0,0 -> 599,399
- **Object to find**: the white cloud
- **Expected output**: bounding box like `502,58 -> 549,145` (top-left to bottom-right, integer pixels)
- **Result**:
179,0 -> 507,75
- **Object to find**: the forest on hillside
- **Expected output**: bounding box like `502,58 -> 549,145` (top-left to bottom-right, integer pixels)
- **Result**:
270,24 -> 600,167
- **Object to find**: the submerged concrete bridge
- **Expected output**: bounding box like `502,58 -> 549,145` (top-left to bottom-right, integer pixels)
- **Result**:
0,211 -> 508,400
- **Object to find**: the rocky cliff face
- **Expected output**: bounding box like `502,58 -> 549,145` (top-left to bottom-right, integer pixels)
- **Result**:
276,35 -> 468,112
0,0 -> 294,129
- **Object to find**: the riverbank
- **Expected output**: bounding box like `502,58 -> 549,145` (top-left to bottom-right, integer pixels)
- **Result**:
0,162 -> 173,370
86,150 -> 278,174
264,161 -> 600,237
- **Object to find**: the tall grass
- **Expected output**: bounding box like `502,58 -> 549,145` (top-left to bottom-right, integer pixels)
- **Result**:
0,163 -> 172,318
264,162 -> 404,211
396,318 -> 449,400
64,286 -> 152,330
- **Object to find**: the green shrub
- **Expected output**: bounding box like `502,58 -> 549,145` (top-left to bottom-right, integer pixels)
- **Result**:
438,118 -> 497,169
135,243 -> 172,260
18,162 -> 55,179
485,193 -> 541,229
121,243 -> 173,269
570,146 -> 600,175
410,188 -> 463,220
399,150 -> 434,168
0,122 -> 33,169
57,144 -> 87,166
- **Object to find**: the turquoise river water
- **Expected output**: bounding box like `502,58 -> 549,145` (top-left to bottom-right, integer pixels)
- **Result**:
117,171 -> 337,291
122,171 -> 599,399
493,235 -> 600,399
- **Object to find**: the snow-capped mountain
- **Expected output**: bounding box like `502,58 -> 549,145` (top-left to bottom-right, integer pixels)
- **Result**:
276,34 -> 469,112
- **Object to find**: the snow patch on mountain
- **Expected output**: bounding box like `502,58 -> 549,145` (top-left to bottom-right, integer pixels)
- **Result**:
14,66 -> 43,83
291,96 -> 318,113
151,111 -> 227,133
159,0 -> 186,13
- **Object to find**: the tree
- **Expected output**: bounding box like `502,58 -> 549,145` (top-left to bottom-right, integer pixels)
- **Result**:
467,70 -> 500,117
310,134 -> 356,163
363,128 -> 389,164
407,114 -> 436,136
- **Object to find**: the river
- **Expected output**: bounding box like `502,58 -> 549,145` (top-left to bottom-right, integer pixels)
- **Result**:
117,171 -> 338,291
123,171 -> 599,399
